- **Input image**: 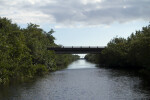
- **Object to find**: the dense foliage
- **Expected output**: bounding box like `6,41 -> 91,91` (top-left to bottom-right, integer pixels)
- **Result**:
84,54 -> 99,63
85,24 -> 150,75
0,17 -> 79,85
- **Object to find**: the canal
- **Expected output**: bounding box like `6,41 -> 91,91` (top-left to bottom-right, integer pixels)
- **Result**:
0,59 -> 150,100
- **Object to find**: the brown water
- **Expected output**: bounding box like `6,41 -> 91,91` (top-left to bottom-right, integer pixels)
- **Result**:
0,59 -> 150,100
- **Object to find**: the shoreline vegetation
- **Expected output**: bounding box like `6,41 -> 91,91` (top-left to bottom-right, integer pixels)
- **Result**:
85,23 -> 150,78
0,17 -> 79,85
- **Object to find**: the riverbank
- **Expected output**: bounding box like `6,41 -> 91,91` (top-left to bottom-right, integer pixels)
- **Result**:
0,17 -> 79,85
85,23 -> 150,79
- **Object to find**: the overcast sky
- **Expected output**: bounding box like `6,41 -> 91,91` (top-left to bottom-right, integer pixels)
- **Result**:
0,0 -> 150,47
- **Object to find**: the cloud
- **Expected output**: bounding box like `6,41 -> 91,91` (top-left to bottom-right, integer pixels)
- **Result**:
0,0 -> 150,27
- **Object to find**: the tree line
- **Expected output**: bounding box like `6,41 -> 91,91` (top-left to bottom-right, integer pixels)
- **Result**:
0,17 -> 79,85
85,23 -> 150,76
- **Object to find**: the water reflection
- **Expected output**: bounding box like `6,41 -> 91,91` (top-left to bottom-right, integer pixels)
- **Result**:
97,68 -> 150,99
67,59 -> 96,69
0,60 -> 150,100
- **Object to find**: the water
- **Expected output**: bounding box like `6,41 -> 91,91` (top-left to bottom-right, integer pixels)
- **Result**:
0,59 -> 150,100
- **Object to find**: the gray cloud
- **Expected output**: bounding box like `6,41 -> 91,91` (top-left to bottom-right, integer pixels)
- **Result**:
0,0 -> 150,26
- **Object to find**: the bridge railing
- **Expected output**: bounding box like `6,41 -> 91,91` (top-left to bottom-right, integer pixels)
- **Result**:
49,46 -> 105,48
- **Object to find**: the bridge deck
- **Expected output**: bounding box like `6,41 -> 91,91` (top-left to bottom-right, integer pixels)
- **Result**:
47,46 -> 105,54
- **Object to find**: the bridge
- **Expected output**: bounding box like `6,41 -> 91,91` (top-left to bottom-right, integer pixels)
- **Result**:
47,46 -> 105,54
